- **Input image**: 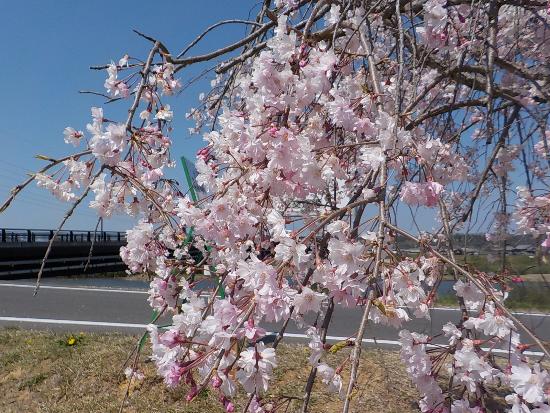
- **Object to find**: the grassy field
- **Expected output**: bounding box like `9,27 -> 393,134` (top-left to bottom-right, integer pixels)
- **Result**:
442,254 -> 550,276
429,254 -> 550,311
437,261 -> 550,312
0,328 -> 419,413
436,283 -> 550,312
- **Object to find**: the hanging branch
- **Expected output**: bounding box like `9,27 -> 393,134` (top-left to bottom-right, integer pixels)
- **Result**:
461,105 -> 520,223
385,222 -> 550,360
33,169 -> 103,295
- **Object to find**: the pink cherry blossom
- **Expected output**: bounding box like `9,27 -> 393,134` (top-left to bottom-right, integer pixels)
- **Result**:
401,181 -> 444,207
293,286 -> 325,315
11,2 -> 550,410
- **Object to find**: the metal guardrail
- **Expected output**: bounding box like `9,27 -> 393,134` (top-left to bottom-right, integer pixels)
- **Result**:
0,228 -> 127,279
0,228 -> 126,244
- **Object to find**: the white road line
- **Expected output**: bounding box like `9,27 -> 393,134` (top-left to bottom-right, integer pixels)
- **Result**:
420,306 -> 550,318
281,332 -> 403,346
0,317 -> 543,357
0,317 -> 147,329
273,332 -> 544,356
0,283 -> 149,294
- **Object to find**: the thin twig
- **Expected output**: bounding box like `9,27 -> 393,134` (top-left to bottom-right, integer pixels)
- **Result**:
125,41 -> 159,130
83,217 -> 102,272
461,105 -> 520,222
385,222 -> 550,360
0,151 -> 92,213
33,170 -> 103,295
176,20 -> 263,58
342,19 -> 387,413
301,299 -> 335,413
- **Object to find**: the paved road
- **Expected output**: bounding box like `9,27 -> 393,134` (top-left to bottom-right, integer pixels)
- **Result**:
1,279 -> 548,354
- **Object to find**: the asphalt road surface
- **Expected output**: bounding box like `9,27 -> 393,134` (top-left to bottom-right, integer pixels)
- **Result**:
1,279 -> 548,354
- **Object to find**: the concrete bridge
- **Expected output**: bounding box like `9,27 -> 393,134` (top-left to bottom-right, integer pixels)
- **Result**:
0,228 -> 127,279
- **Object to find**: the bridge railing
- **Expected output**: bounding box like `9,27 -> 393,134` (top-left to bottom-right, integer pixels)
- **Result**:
0,228 -> 126,244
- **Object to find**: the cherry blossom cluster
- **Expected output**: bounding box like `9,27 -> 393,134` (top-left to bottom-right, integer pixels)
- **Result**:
515,187 -> 550,247
7,1 -> 550,412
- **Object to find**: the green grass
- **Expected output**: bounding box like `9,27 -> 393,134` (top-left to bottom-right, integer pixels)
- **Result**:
401,252 -> 550,277
454,254 -> 550,275
428,253 -> 550,311
436,283 -> 550,312
17,373 -> 48,391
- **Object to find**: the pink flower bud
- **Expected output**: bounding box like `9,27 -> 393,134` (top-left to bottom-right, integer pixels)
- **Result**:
186,386 -> 198,402
211,375 -> 222,388
159,330 -> 183,348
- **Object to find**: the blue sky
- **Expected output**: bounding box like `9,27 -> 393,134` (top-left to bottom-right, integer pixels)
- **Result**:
0,0 -> 258,230
0,1 -> 522,236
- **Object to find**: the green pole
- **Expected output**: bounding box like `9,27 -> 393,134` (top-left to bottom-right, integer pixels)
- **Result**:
180,156 -> 198,203
181,156 -> 196,245
180,156 -> 225,299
